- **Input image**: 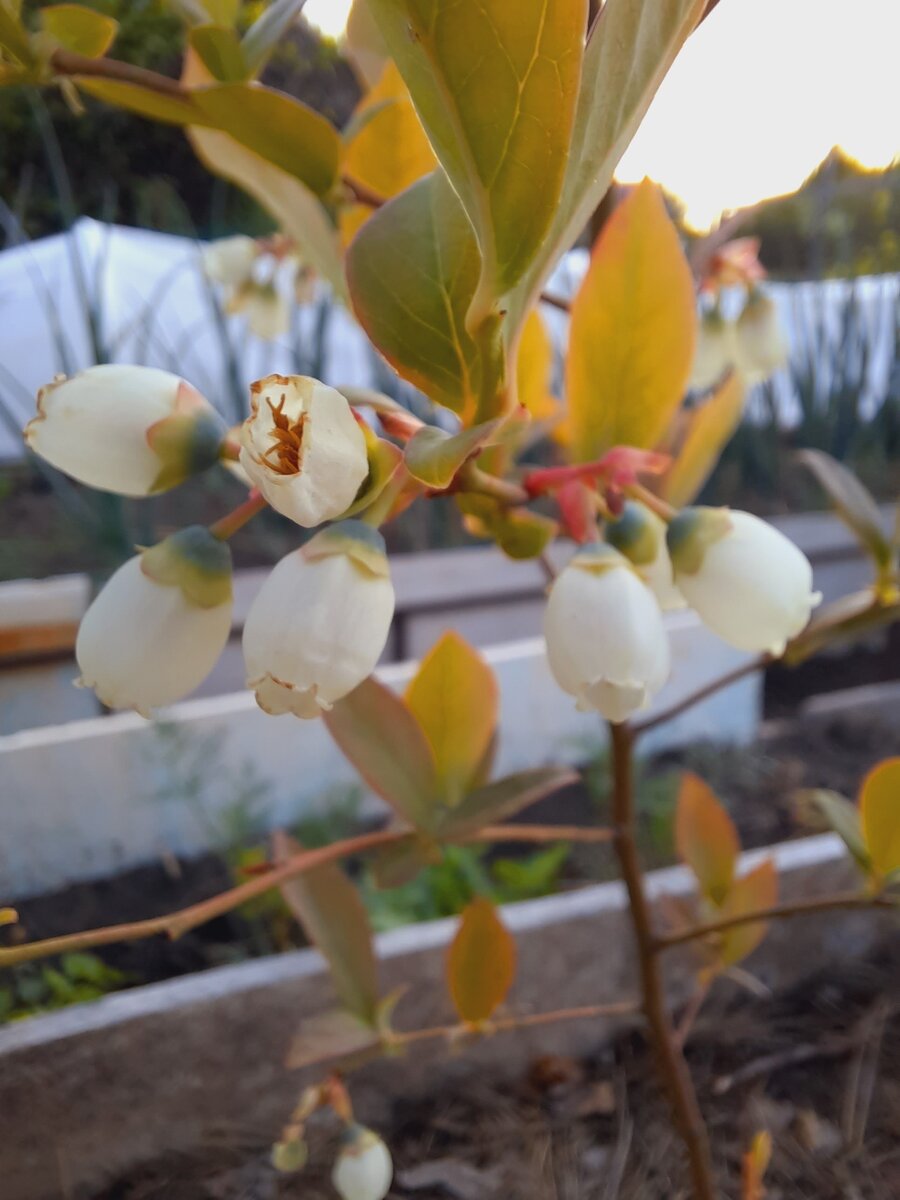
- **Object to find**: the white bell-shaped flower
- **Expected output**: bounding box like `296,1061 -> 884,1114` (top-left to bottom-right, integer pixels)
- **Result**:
667,507 -> 821,655
25,365 -> 225,496
735,288 -> 788,384
203,234 -> 259,286
690,307 -> 737,391
243,520 -> 394,718
240,375 -> 368,528
332,1126 -> 393,1200
544,544 -> 670,724
607,501 -> 686,612
76,526 -> 233,715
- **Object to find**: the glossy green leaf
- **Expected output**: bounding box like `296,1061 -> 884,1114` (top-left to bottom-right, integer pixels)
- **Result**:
324,675 -> 440,831
803,788 -> 871,875
511,0 -> 705,325
566,178 -> 697,461
405,632 -> 498,807
367,0 -> 587,313
860,757 -> 900,883
675,772 -> 740,906
347,170 -> 503,418
438,766 -> 578,841
404,420 -> 500,489
192,83 -> 339,194
242,0 -> 306,75
798,449 -> 894,573
273,832 -> 379,1024
42,4 -> 118,57
447,896 -> 516,1024
189,24 -> 247,82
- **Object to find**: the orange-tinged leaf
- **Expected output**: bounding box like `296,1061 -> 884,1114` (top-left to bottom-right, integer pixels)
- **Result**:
324,675 -> 440,831
663,372 -> 746,508
741,1130 -> 772,1200
718,858 -> 778,968
566,178 -> 697,462
436,766 -> 579,841
447,897 -> 516,1024
273,832 -> 379,1025
405,631 -> 498,807
675,773 -> 740,905
860,757 -> 900,882
342,61 -> 436,221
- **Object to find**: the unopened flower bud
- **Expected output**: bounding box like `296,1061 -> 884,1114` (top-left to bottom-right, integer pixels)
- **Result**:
203,234 -> 258,286
667,507 -> 821,655
607,501 -> 685,611
735,288 -> 788,383
690,308 -> 737,391
243,520 -> 394,718
544,544 -> 670,723
271,1137 -> 308,1174
76,526 -> 233,715
25,365 -> 225,496
240,375 -> 368,527
332,1126 -> 393,1200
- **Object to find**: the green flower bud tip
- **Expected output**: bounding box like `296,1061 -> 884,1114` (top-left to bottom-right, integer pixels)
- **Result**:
141,526 -> 233,609
147,383 -> 227,493
606,501 -> 659,567
666,507 -> 733,576
271,1137 -> 308,1174
303,519 -> 390,578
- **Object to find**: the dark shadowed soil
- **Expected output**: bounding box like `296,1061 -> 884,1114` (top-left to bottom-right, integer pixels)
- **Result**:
92,938 -> 900,1200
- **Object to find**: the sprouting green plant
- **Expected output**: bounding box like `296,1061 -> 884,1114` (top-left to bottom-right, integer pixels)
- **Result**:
0,952 -> 130,1023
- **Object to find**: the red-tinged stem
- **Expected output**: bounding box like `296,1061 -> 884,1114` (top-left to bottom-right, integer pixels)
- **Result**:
209,490 -> 267,540
632,655 -> 770,738
609,722 -> 717,1200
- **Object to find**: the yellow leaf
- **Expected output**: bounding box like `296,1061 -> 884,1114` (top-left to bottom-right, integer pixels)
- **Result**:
42,4 -> 118,57
0,907 -> 18,927
741,1130 -> 772,1200
447,897 -> 516,1024
566,178 -> 697,462
405,631 -> 498,807
860,757 -> 900,882
342,60 -> 436,242
675,772 -> 740,906
662,372 -> 746,507
718,858 -> 778,969
517,308 -> 558,422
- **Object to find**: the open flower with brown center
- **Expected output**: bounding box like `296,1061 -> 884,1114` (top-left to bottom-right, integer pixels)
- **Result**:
239,375 -> 368,527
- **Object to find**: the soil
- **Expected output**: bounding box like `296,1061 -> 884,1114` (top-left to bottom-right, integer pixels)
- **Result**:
92,937 -> 900,1200
5,712 -> 897,996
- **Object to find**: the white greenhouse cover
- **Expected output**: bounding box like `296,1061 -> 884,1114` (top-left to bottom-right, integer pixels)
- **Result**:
0,217 -> 896,462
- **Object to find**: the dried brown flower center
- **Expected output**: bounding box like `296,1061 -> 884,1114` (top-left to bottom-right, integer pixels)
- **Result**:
260,395 -> 305,476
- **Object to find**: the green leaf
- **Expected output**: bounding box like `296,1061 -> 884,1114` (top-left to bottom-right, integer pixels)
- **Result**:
511,0 -> 705,325
324,675 -> 441,831
346,170 -> 503,418
370,833 -> 442,889
0,0 -> 33,64
447,896 -> 516,1024
566,178 -> 697,461
192,83 -> 339,194
437,767 -> 578,841
242,0 -> 306,75
405,631 -> 498,807
189,25 -> 247,82
204,0 -> 239,26
273,832 -> 379,1025
367,0 -> 587,314
404,420 -> 500,489
803,788 -> 871,875
41,4 -> 118,57
77,77 -> 202,124
797,449 -> 894,573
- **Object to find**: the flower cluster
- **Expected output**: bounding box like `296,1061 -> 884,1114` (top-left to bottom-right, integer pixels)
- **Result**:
25,366 -> 389,719
544,499 -> 821,724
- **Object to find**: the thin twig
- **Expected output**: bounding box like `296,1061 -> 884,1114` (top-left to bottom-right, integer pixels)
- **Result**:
395,999 -> 640,1047
714,1036 -> 855,1097
0,823 -> 614,968
609,723 -> 717,1200
657,892 -> 897,951
632,655 -> 770,738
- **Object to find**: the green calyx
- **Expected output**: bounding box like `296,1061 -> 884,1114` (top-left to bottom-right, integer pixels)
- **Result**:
606,501 -> 659,567
666,507 -> 733,576
141,526 -> 233,608
570,540 -> 630,577
303,519 -> 389,578
147,408 -> 228,493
